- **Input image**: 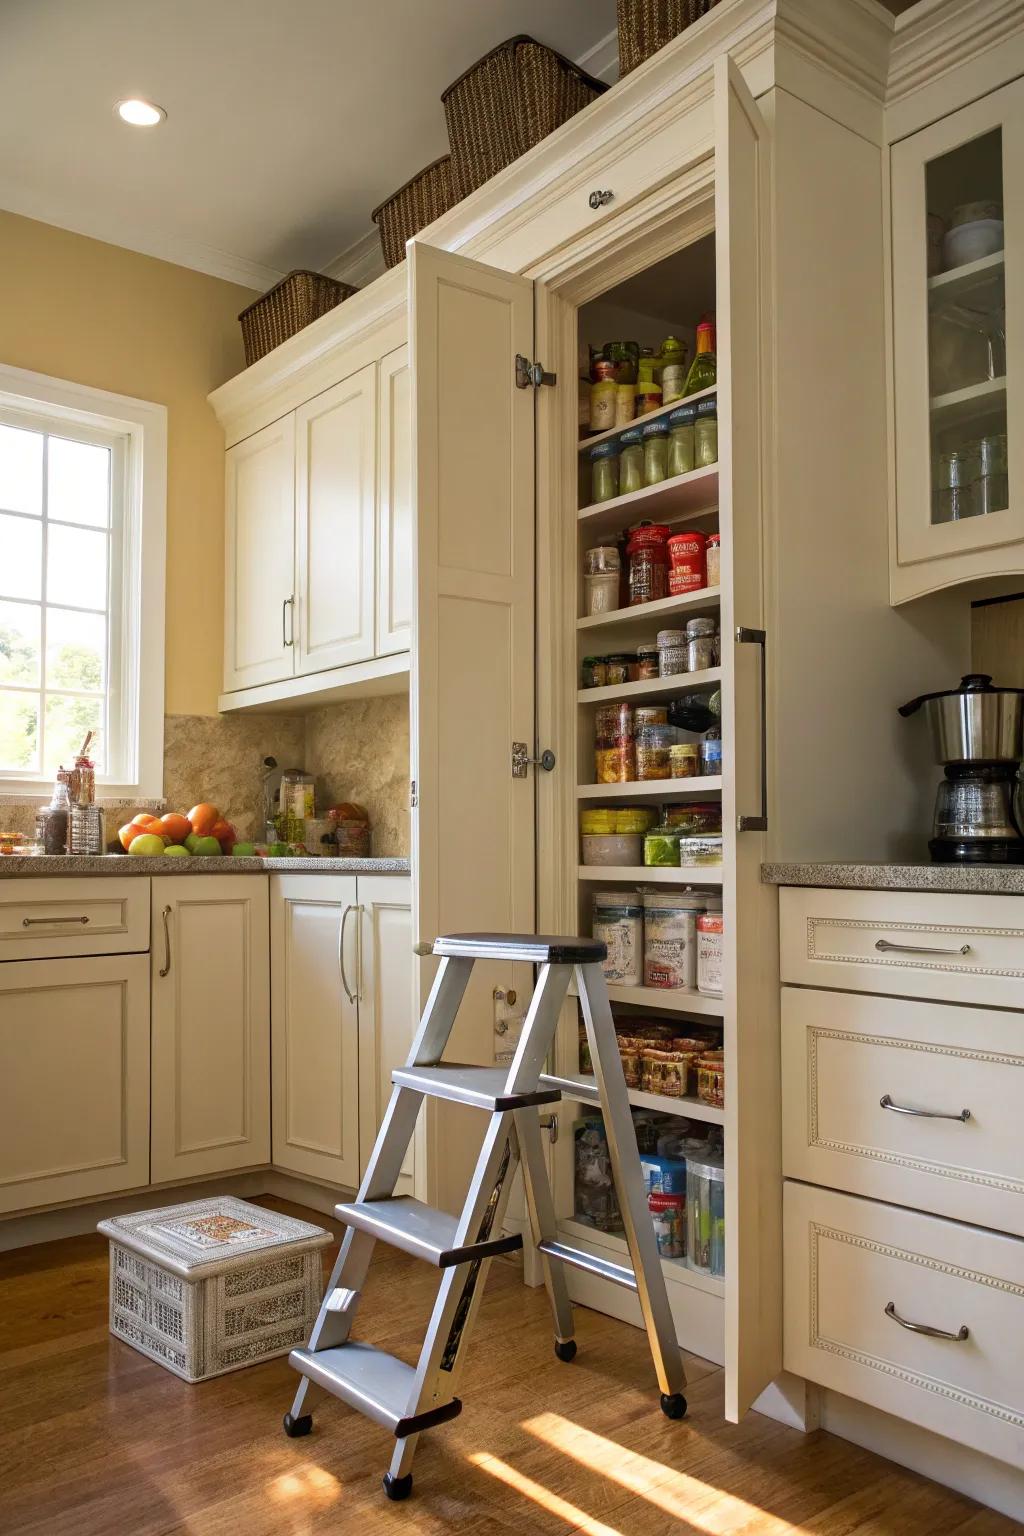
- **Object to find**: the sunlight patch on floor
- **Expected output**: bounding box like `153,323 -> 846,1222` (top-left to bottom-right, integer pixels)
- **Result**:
523,1412 -> 796,1536
267,1463 -> 341,1505
470,1451 -> 627,1536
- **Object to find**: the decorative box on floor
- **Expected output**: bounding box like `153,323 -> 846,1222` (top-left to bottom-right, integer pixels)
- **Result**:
98,1197 -> 332,1383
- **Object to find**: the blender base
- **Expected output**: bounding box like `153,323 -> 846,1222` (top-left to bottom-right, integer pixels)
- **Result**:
929,837 -> 1024,864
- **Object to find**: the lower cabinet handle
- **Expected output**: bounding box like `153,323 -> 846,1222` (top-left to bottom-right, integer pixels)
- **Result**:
22,914 -> 89,926
880,1093 -> 970,1124
159,905 -> 172,978
875,938 -> 971,957
885,1300 -> 969,1342
339,903 -> 363,1004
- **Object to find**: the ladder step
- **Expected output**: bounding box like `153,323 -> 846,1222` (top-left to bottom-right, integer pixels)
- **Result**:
393,1063 -> 561,1112
290,1342 -> 462,1437
538,1239 -> 639,1292
336,1196 -> 523,1267
434,932 -> 607,965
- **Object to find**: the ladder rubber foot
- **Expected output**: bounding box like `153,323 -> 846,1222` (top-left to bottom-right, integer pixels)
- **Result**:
383,1472 -> 413,1501
283,1412 -> 313,1438
554,1339 -> 577,1363
660,1392 -> 687,1420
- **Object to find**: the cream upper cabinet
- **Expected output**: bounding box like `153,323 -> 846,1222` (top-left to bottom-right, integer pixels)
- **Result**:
270,875 -> 361,1188
890,76 -> 1024,602
224,416 -> 296,691
376,346 -> 413,656
356,875 -> 415,1195
150,876 -> 270,1183
295,364 -> 377,673
0,953 -> 150,1214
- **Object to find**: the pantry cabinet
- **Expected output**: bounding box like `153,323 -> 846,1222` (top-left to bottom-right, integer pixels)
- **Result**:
150,876 -> 270,1183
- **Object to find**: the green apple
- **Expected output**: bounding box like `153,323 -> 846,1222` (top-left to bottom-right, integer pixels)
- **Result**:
232,842 -> 257,857
164,844 -> 190,857
268,841 -> 291,857
128,833 -> 166,857
184,832 -> 204,853
190,836 -> 222,856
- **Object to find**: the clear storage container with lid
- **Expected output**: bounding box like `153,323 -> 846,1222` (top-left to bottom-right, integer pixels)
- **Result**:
592,892 -> 643,986
589,441 -> 620,505
619,428 -> 644,494
667,403 -> 696,477
584,543 -> 621,616
643,889 -> 708,990
686,1150 -> 725,1276
642,420 -> 670,485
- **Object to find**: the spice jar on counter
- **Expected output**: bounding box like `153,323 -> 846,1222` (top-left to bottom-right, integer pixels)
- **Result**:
695,398 -> 719,468
642,421 -> 670,485
589,442 -> 620,505
686,616 -> 717,673
667,404 -> 696,477
626,524 -> 670,606
656,627 -> 688,677
619,429 -> 644,495
706,532 -> 721,586
583,545 -> 621,616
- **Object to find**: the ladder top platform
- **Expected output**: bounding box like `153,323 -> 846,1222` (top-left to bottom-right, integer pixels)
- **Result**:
433,932 -> 608,965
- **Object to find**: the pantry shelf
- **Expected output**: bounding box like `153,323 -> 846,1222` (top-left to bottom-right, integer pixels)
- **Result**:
577,777 -> 722,801
558,1218 -> 725,1298
576,666 -> 720,705
578,385 -> 717,452
578,587 -> 721,648
577,865 -> 723,885
608,984 -> 723,1016
578,464 -> 719,540
545,1071 -> 725,1126
927,249 -> 1004,302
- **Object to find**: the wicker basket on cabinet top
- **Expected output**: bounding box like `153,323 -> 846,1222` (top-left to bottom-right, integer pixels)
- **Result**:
372,153 -> 459,269
616,0 -> 721,77
442,35 -> 607,199
238,269 -> 357,366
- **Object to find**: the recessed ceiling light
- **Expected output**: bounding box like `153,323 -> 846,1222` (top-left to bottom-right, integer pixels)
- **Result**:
116,99 -> 166,127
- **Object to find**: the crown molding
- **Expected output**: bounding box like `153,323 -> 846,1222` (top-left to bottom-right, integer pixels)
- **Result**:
322,227 -> 388,287
887,0 -> 1023,108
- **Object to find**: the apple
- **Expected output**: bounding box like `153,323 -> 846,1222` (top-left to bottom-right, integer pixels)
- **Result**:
128,833 -> 166,857
267,841 -> 292,857
190,835 -> 222,856
232,842 -> 257,857
184,832 -> 204,854
163,844 -> 190,857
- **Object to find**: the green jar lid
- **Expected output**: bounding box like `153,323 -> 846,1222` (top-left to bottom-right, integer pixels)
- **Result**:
619,428 -> 642,445
590,440 -> 620,459
641,420 -> 670,438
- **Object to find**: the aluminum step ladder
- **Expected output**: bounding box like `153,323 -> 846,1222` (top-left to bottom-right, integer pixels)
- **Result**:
283,932 -> 687,1501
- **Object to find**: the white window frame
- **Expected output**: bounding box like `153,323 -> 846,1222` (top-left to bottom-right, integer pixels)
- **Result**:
0,363 -> 166,799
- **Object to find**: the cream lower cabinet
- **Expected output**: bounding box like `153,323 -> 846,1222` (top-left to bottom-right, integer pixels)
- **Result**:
0,953 -> 150,1214
270,873 -> 413,1193
150,876 -> 270,1184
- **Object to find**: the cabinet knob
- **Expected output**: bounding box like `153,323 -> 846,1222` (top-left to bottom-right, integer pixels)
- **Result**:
588,188 -> 614,210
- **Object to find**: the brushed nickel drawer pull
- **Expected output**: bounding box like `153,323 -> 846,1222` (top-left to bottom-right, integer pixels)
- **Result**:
159,905 -> 172,977
885,1300 -> 968,1342
875,938 -> 971,957
22,914 -> 90,926
340,903 -> 363,1004
880,1093 -> 970,1124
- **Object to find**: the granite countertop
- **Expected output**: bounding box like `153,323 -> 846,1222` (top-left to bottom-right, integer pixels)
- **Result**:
0,855 -> 410,878
762,861 -> 1024,895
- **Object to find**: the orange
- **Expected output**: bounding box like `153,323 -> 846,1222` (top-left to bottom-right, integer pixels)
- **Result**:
187,803 -> 220,836
158,812 -> 192,845
119,820 -> 165,851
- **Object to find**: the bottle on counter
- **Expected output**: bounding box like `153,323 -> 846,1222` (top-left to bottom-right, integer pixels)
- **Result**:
41,781 -> 71,855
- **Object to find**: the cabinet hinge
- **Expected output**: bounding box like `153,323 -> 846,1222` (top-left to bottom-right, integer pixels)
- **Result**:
410,779 -> 418,809
515,354 -> 557,389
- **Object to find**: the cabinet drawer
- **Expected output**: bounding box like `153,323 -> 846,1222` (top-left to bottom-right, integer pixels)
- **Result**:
0,879 -> 150,960
782,988 -> 1024,1235
780,886 -> 1024,1007
784,1182 -> 1024,1469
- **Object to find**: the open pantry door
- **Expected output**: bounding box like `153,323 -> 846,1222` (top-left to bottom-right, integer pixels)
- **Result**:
408,242 -> 538,1214
714,56 -> 781,1420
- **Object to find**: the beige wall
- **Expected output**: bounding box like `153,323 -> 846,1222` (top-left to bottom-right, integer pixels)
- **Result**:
0,210 -> 257,717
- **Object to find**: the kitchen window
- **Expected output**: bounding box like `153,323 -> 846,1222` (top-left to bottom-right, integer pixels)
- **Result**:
0,365 -> 166,797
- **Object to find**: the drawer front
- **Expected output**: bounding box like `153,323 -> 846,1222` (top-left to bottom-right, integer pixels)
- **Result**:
780,886 -> 1024,1006
0,878 -> 150,960
782,988 -> 1024,1235
784,1181 -> 1024,1469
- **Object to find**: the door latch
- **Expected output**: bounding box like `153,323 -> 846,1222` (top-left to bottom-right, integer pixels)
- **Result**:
512,742 -> 557,778
515,354 -> 557,389
538,1114 -> 559,1145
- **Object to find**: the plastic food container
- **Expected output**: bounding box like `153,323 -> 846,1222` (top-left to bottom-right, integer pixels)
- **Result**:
634,706 -> 668,731
593,892 -> 643,986
581,832 -> 643,866
706,533 -> 721,586
668,404 -> 696,476
667,802 -> 722,835
585,570 -> 620,616
644,821 -> 681,867
580,807 -> 618,835
595,745 -> 635,783
636,723 -> 683,780
657,628 -> 688,677
678,834 -> 724,866
595,701 -> 634,747
642,420 -> 670,484
643,890 -> 706,989
695,398 -> 718,467
619,428 -> 644,494
613,806 -> 658,833
636,642 -> 660,679
669,742 -> 700,778
686,1151 -> 725,1276
696,1050 -> 725,1109
649,1193 -> 686,1259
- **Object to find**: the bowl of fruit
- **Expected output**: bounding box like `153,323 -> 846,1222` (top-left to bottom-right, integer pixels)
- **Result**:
117,804 -> 255,859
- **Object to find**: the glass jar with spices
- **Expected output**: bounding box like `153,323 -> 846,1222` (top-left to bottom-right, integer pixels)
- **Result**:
627,525 -> 670,606
619,429 -> 644,495
589,442 -> 620,505
636,642 -> 660,680
667,403 -> 696,478
656,628 -> 688,677
694,398 -> 718,467
669,741 -> 700,778
605,654 -> 635,686
706,532 -> 721,586
642,421 -> 670,485
634,705 -> 669,731
636,723 -> 681,780
660,337 -> 688,405
686,616 -> 717,673
583,544 -> 621,615
589,374 -> 618,434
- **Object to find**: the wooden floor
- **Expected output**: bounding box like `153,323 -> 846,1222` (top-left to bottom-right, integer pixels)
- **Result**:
0,1198 -> 1017,1536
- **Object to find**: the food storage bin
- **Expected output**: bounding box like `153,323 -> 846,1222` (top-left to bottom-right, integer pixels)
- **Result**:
581,833 -> 644,866
643,889 -> 706,989
678,834 -> 723,866
686,1150 -> 725,1277
592,892 -> 644,986
644,821 -> 681,867
635,723 -> 682,780
667,802 -> 722,835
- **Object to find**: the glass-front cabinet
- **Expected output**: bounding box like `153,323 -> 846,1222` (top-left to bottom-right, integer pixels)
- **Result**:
891,77 -> 1024,601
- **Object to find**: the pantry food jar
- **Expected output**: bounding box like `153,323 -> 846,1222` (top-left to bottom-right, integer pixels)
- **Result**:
669,742 -> 700,778
627,525 -> 670,606
696,1050 -> 725,1109
594,701 -> 635,784
649,1193 -> 685,1259
589,377 -> 617,433
697,907 -> 724,995
659,336 -> 688,405
633,705 -> 668,731
619,428 -> 644,494
605,653 -> 637,685
642,420 -> 670,484
589,443 -> 620,505
594,701 -> 633,747
644,820 -> 681,867
667,530 -> 706,594
581,656 -> 608,689
686,616 -> 717,672
695,398 -> 718,467
643,890 -> 706,989
615,383 -> 636,427
679,834 -> 724,866
686,1151 -> 725,1277
667,802 -> 722,835
636,723 -> 682,780
584,544 -> 621,616
657,628 -> 688,677
706,532 -> 721,586
636,642 -> 660,679
641,1048 -> 696,1098
667,404 -> 696,476
593,892 -> 643,986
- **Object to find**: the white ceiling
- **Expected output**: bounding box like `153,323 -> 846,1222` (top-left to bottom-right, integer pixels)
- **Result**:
0,0 -> 618,291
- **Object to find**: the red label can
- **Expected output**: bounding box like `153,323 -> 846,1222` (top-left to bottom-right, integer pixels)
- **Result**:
667,530 -> 706,592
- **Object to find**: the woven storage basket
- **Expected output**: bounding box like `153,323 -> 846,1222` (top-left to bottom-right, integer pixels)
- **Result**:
616,0 -> 720,77
372,153 -> 458,269
443,35 -> 607,199
238,270 -> 357,366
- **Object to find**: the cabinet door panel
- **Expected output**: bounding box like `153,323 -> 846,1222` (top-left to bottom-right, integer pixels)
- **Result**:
377,347 -> 412,656
224,417 -> 295,691
357,877 -> 415,1196
295,365 -> 376,674
0,954 -> 149,1213
270,875 -> 360,1188
151,877 -> 269,1182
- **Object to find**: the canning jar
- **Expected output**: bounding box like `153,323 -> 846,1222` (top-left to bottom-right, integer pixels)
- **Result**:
605,654 -> 635,685
619,429 -> 644,494
644,821 -> 681,867
642,421 -> 670,485
976,432 -> 1009,516
636,724 -> 681,780
589,378 -> 618,434
657,628 -> 688,677
636,642 -> 660,679
706,532 -> 721,586
583,543 -> 621,616
593,892 -> 643,986
694,398 -> 718,467
667,404 -> 696,477
589,442 -> 620,505
667,531 -> 706,594
581,656 -> 608,689
697,907 -> 724,996
627,525 -> 670,606
686,616 -> 717,672
643,890 -> 706,989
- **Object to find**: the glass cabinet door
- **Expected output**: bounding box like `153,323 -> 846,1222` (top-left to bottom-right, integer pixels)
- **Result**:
891,77 -> 1024,595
